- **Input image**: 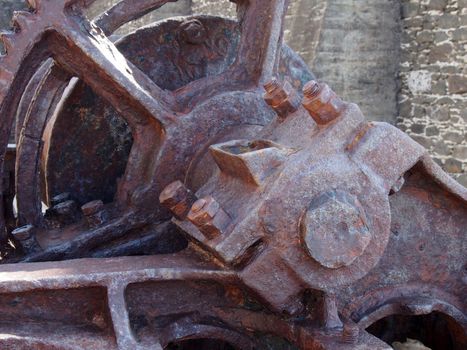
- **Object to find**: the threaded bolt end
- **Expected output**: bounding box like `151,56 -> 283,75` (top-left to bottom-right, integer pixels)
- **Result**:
264,79 -> 281,93
303,80 -> 321,98
342,324 -> 359,344
191,198 -> 207,213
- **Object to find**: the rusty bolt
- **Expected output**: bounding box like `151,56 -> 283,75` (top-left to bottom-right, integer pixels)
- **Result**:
300,191 -> 371,269
44,199 -> 80,227
50,192 -> 71,207
302,80 -> 346,125
191,198 -> 207,214
54,200 -> 79,216
81,200 -> 104,216
342,323 -> 360,344
11,225 -> 41,253
160,180 -> 198,220
178,19 -> 207,45
263,79 -> 301,118
81,200 -> 106,227
187,196 -> 230,240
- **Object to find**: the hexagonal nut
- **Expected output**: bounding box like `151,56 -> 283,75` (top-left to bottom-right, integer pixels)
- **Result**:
44,200 -> 80,226
160,180 -> 198,219
11,225 -> 41,253
300,191 -> 371,269
264,79 -> 300,117
187,196 -> 230,239
302,81 -> 345,125
50,192 -> 71,207
264,79 -> 287,106
11,224 -> 34,241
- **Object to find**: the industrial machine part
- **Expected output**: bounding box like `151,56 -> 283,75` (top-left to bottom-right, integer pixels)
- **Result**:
0,0 -> 465,349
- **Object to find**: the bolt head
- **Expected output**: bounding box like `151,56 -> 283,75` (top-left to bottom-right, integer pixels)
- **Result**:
187,196 -> 230,240
302,82 -> 344,124
50,192 -> 71,207
81,200 -> 104,216
263,79 -> 300,117
12,224 -> 34,241
54,200 -> 79,216
188,196 -> 220,226
301,191 -> 371,269
179,19 -> 207,44
160,181 -> 198,219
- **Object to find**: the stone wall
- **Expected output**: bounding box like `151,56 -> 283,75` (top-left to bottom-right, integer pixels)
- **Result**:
397,0 -> 466,184
192,0 -> 402,124
311,0 -> 401,124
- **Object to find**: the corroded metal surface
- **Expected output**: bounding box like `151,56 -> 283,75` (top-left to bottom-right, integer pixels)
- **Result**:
0,0 -> 465,349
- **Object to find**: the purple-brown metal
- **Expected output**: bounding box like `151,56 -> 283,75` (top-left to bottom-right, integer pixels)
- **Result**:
0,0 -> 465,349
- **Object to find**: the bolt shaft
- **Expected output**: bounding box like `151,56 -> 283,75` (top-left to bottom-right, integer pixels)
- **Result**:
303,80 -> 321,98
342,323 -> 360,344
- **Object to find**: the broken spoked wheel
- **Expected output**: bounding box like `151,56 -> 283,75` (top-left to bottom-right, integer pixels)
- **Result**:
1,0 -> 312,261
0,1 -> 465,349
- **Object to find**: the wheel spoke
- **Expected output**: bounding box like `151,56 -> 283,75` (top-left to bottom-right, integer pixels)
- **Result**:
236,0 -> 290,84
174,0 -> 290,108
51,15 -> 175,132
94,0 -> 175,36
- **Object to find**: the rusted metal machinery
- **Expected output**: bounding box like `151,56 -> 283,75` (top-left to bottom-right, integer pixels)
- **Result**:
0,0 -> 465,349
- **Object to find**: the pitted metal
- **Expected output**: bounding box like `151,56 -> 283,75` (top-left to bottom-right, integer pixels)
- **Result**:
300,190 -> 371,269
0,1 -> 465,349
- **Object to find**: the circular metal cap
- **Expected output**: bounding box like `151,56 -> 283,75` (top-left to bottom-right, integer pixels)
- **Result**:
301,190 -> 371,269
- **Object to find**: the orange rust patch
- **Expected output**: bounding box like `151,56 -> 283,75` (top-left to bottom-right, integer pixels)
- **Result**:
346,122 -> 375,152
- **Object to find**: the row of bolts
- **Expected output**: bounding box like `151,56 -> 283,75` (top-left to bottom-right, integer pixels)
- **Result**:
11,194 -> 106,254
11,78 -> 340,251
8,77 -> 360,343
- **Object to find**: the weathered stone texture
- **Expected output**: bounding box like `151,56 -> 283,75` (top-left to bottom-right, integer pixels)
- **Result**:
398,0 -> 467,185
311,0 -> 401,124
192,0 -> 402,124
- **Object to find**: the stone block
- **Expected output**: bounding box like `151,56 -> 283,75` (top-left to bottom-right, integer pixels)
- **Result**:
456,173 -> 467,187
452,146 -> 467,160
407,70 -> 432,94
444,131 -> 465,144
444,158 -> 463,173
410,123 -> 426,134
425,125 -> 440,136
399,99 -> 413,117
402,2 -> 420,18
434,31 -> 449,43
428,43 -> 454,63
426,0 -> 448,11
461,109 -> 467,123
416,31 -> 434,44
411,135 -> 433,149
431,79 -> 446,94
448,75 -> 467,94
437,14 -> 459,28
433,141 -> 452,156
452,28 -> 467,42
